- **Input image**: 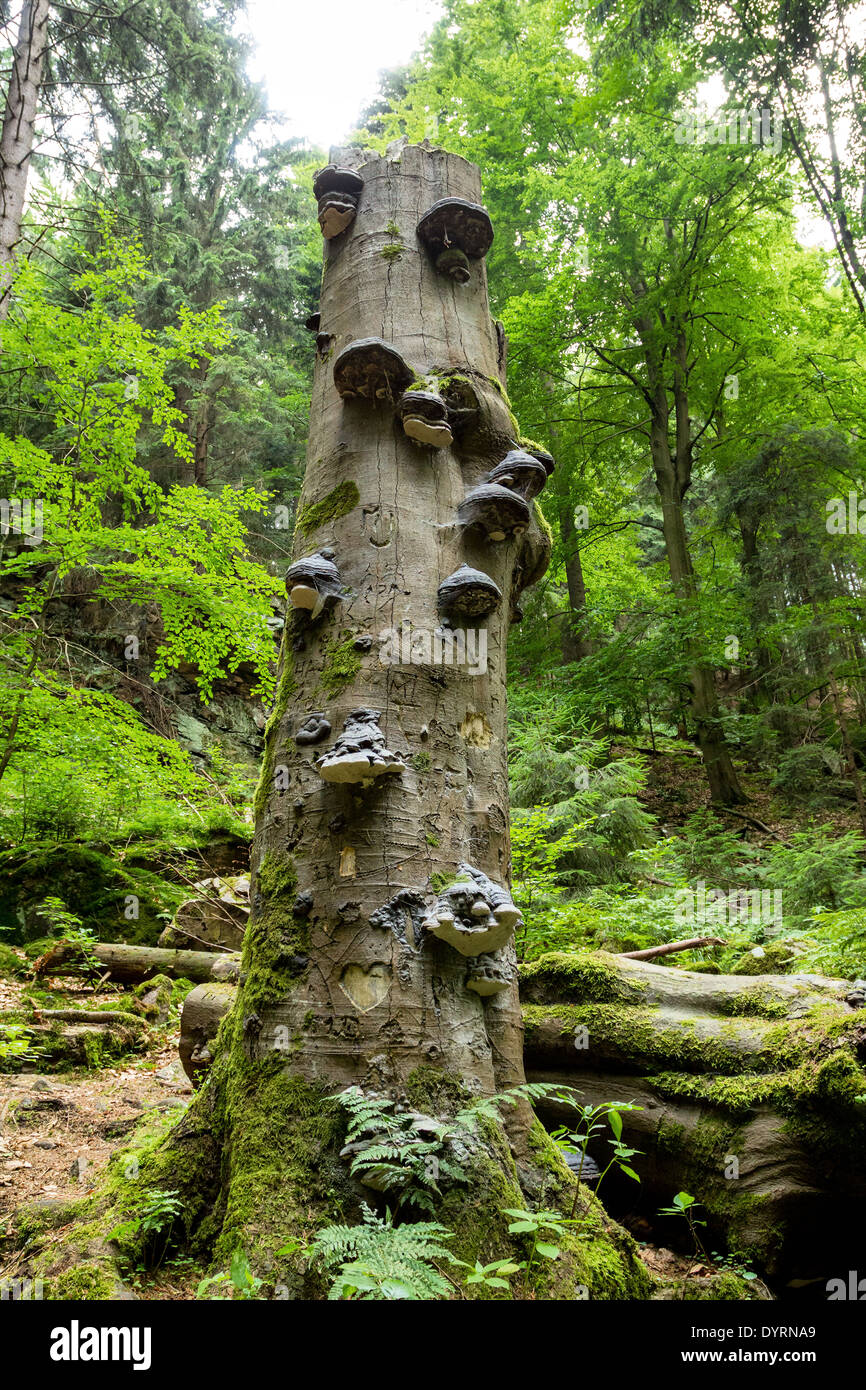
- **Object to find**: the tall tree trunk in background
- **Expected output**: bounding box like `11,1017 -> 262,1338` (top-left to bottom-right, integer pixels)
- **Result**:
736,511 -> 774,708
558,491 -> 593,664
0,0 -> 49,316
543,379 -> 592,665
642,328 -> 745,806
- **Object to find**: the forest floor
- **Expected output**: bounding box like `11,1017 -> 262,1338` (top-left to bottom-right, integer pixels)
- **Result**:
624,738 -> 863,843
0,967 -> 204,1299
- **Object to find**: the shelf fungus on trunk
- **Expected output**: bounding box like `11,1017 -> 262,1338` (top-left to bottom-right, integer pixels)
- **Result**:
285,549 -> 342,620
527,445 -> 556,478
422,863 -> 522,956
416,196 -> 494,283
437,563 -> 502,619
457,482 -> 531,542
333,337 -> 415,403
466,952 -> 513,997
485,449 -> 548,501
398,389 -> 453,448
316,707 -> 407,784
294,712 -> 331,746
313,165 -> 364,240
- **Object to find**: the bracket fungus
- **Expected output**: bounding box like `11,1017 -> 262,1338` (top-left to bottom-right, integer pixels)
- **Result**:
485,449 -> 548,501
466,953 -> 513,996
285,549 -> 342,620
416,197 -> 494,283
457,482 -> 530,542
333,337 -> 415,403
527,446 -> 556,478
422,863 -> 522,957
437,563 -> 502,619
294,713 -> 332,747
316,708 -> 407,785
313,165 -> 364,240
398,389 -> 453,448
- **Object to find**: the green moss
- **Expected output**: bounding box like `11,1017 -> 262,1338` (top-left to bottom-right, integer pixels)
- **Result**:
524,1122 -> 652,1301
411,751 -> 432,774
730,942 -> 796,975
240,853 -> 312,1014
518,434 -> 549,456
380,239 -> 404,262
319,632 -> 362,698
655,1270 -> 767,1300
532,497 -> 553,547
48,1264 -> 118,1301
295,480 -> 360,540
257,853 -> 299,901
716,987 -> 789,1019
522,1000 -> 758,1073
216,1061 -> 350,1293
253,637 -> 297,821
0,844 -> 187,948
0,942 -> 24,977
430,871 -> 459,893
519,951 -> 647,1005
25,1100 -> 221,1292
406,1065 -> 470,1115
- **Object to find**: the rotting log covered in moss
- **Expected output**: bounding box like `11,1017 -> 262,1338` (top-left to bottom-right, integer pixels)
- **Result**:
522,950 -> 866,1282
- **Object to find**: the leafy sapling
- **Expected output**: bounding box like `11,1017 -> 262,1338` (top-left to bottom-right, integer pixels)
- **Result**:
552,1099 -> 644,1220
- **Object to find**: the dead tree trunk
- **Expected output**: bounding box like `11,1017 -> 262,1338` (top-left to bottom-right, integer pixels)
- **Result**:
0,0 -> 49,316
248,142 -> 549,1098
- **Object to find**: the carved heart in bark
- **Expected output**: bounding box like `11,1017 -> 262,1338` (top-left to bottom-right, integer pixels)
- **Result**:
339,962 -> 391,1012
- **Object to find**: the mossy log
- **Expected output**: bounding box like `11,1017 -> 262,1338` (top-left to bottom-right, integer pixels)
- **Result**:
25,1020 -> 148,1068
35,942 -> 240,985
521,951 -> 866,1282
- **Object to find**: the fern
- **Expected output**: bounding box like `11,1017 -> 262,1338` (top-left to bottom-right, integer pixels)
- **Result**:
310,1206 -> 455,1300
336,1087 -> 471,1213
455,1081 -> 580,1128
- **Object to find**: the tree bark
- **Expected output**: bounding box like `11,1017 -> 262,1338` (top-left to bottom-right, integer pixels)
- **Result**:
0,0 -> 49,316
249,143 -> 548,1097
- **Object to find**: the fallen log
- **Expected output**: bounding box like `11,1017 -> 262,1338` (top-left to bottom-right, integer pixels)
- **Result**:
520,950 -> 866,1282
33,1008 -> 149,1030
27,1021 -> 147,1067
34,941 -> 240,986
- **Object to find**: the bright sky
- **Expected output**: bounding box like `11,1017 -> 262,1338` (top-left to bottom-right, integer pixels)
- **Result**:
245,0 -> 441,151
